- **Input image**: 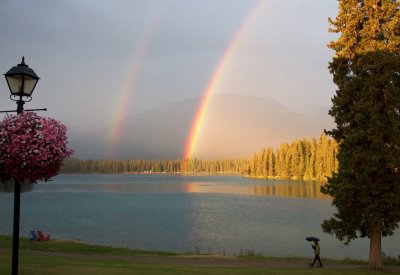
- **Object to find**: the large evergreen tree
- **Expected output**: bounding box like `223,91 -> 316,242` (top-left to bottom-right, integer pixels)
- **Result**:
321,0 -> 400,269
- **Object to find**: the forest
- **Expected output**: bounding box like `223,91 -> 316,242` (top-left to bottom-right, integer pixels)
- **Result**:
61,133 -> 338,181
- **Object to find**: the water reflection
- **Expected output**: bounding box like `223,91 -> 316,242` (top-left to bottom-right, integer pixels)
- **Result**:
3,174 -> 328,199
3,174 -> 396,260
185,181 -> 328,199
0,182 -> 35,193
29,182 -> 186,193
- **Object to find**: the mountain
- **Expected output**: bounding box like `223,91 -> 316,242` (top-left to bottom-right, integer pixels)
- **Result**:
69,99 -> 197,160
194,94 -> 333,159
69,94 -> 334,160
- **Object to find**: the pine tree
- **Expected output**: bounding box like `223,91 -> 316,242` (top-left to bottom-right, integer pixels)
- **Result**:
303,139 -> 313,180
290,140 -> 305,179
278,143 -> 290,179
322,0 -> 400,269
315,134 -> 327,180
309,138 -> 317,180
260,148 -> 268,177
297,140 -> 306,179
267,147 -> 275,177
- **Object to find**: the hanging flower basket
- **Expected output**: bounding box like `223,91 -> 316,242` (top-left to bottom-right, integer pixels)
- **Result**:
0,112 -> 73,183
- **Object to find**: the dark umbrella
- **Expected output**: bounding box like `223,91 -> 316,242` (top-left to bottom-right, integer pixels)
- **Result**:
305,236 -> 320,242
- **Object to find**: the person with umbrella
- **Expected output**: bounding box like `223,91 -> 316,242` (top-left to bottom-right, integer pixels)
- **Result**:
306,236 -> 323,268
311,240 -> 323,268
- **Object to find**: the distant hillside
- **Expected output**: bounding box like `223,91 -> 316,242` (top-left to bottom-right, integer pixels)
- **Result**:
68,94 -> 333,160
194,94 -> 333,159
69,99 -> 197,159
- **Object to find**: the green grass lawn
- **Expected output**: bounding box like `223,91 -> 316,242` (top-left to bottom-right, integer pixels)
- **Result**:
0,236 -> 398,275
0,235 -> 177,256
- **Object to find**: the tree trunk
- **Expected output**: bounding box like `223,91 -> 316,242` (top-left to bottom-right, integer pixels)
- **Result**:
368,223 -> 383,269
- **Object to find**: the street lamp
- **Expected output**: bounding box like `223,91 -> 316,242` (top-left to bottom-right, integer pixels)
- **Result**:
4,56 -> 40,114
2,57 -> 41,275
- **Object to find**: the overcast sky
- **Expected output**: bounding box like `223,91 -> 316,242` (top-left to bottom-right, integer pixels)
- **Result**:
0,0 -> 339,158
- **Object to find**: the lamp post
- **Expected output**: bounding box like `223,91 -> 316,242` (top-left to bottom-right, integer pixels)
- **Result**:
4,57 -> 40,115
3,57 -> 40,275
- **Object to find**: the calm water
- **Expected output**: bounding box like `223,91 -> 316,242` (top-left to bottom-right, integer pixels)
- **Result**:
0,174 -> 399,260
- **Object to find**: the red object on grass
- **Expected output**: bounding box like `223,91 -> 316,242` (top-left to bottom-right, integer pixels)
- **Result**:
37,230 -> 50,241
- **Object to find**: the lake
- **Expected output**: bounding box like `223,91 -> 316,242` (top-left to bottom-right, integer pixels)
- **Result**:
0,174 -> 399,260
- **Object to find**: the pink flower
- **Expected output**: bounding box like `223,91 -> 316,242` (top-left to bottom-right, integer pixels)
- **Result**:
0,112 -> 73,183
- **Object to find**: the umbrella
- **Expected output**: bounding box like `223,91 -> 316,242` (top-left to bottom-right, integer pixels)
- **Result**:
305,236 -> 320,242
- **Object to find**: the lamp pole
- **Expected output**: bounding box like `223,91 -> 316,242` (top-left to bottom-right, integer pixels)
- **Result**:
3,57 -> 41,275
11,183 -> 21,275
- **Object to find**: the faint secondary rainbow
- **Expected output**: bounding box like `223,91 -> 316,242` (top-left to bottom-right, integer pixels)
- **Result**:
107,6 -> 165,158
184,1 -> 266,160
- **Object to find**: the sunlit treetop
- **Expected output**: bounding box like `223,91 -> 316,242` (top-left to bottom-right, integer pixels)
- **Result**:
328,0 -> 400,58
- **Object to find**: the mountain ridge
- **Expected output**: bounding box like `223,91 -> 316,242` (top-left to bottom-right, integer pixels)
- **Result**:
69,94 -> 333,160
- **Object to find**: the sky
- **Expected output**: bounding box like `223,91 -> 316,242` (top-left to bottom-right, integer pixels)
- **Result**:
0,0 -> 339,160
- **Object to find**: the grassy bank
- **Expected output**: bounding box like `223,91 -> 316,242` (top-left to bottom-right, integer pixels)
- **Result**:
0,235 -> 175,257
0,236 -> 399,274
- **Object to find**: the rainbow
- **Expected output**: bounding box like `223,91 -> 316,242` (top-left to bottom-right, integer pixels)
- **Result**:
107,6 -> 166,158
184,1 -> 265,160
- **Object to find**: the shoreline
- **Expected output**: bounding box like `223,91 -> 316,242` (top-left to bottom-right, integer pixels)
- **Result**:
60,172 -> 326,182
1,235 -> 400,273
1,235 -> 399,267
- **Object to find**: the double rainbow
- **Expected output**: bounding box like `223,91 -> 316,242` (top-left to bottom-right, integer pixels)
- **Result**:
108,1 -> 265,159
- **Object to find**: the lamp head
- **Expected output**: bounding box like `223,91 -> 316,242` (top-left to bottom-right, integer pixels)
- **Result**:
4,57 -> 40,98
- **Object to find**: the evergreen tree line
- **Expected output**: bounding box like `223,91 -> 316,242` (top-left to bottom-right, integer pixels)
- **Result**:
61,158 -> 246,174
245,134 -> 338,181
61,134 -> 338,181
